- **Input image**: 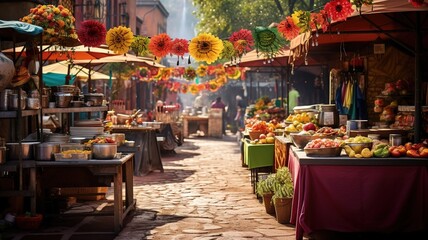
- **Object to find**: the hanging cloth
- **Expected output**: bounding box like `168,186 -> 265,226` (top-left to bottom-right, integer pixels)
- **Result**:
350,81 -> 368,120
335,81 -> 345,114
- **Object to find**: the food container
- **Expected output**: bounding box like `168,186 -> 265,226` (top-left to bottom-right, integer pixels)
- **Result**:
84,93 -> 104,107
35,142 -> 60,161
304,147 -> 342,157
26,97 -> 40,109
318,104 -> 339,127
0,89 -> 12,110
112,133 -> 125,146
290,133 -> 316,149
92,143 -> 117,159
8,93 -> 26,110
124,141 -> 135,147
346,142 -> 373,154
389,134 -> 402,146
55,92 -> 73,108
56,85 -> 76,93
6,142 -> 39,160
41,95 -> 49,108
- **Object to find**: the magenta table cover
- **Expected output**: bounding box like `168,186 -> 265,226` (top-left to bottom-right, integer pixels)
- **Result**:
288,150 -> 428,239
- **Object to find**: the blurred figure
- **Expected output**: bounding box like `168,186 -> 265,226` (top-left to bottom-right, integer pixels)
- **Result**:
193,92 -> 208,111
289,85 -> 300,113
234,95 -> 245,130
211,97 -> 226,134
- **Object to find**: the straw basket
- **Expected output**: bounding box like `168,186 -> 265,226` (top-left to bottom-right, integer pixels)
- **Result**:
248,131 -> 263,140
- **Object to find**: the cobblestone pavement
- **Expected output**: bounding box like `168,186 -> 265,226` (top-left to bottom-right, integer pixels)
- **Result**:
115,134 -> 297,240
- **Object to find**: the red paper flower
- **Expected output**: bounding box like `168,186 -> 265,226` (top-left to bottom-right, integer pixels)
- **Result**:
310,10 -> 329,32
409,0 -> 426,7
324,0 -> 354,22
77,20 -> 106,47
170,38 -> 189,57
229,29 -> 254,55
148,33 -> 172,59
278,16 -> 301,41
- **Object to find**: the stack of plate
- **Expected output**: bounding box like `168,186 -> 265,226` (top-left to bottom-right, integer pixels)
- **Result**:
46,133 -> 70,143
74,120 -> 103,127
70,127 -> 104,139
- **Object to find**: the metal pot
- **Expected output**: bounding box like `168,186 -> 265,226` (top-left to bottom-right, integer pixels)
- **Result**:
112,133 -> 126,146
26,97 -> 40,110
0,89 -> 12,111
6,142 -> 39,160
92,143 -> 117,159
84,93 -> 104,107
36,142 -> 60,161
55,92 -> 73,108
8,93 -> 26,110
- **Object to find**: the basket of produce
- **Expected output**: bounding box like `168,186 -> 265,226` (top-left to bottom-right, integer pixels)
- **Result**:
304,138 -> 343,157
344,136 -> 373,154
290,132 -> 316,149
248,131 -> 264,140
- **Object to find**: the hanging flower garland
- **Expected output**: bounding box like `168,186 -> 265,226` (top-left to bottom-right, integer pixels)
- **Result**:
196,65 -> 208,77
170,82 -> 181,92
139,67 -> 149,78
77,20 -> 106,47
292,10 -> 311,33
154,68 -> 172,81
181,84 -> 189,94
220,40 -> 236,61
252,26 -> 286,60
21,4 -> 77,45
226,67 -> 241,80
184,66 -> 197,81
148,33 -> 172,60
172,67 -> 185,77
189,33 -> 224,64
324,0 -> 355,22
310,10 -> 330,32
131,36 -> 150,56
408,0 -> 426,7
206,80 -> 220,92
229,29 -> 255,57
278,16 -> 301,41
170,38 -> 189,65
106,26 -> 134,55
215,75 -> 228,85
188,83 -> 199,95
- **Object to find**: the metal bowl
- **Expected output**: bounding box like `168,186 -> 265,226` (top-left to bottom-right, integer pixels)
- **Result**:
290,133 -> 316,149
6,142 -> 40,160
346,142 -> 373,154
55,92 -> 73,108
304,147 -> 342,157
92,143 -> 117,159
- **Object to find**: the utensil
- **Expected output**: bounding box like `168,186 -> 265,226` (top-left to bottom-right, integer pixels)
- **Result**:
346,142 -> 373,154
304,147 -> 342,157
26,97 -> 40,109
290,133 -> 316,149
84,93 -> 104,106
36,142 -> 60,161
92,143 -> 117,159
6,142 -> 39,160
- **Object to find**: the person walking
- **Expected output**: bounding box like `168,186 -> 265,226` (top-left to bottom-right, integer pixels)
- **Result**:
211,97 -> 226,134
234,95 -> 245,131
288,85 -> 300,113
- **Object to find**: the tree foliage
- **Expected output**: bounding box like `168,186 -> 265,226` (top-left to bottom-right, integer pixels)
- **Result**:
192,0 -> 330,38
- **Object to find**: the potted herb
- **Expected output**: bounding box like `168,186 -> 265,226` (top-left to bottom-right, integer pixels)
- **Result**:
272,167 -> 294,224
256,174 -> 276,214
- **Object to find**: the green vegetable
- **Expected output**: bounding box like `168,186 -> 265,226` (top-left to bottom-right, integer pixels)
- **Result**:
373,144 -> 390,158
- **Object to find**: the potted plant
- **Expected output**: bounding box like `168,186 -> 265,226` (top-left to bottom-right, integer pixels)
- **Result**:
256,174 -> 276,215
272,167 -> 294,224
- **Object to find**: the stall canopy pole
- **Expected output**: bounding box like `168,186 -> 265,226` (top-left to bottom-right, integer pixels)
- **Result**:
414,12 -> 422,142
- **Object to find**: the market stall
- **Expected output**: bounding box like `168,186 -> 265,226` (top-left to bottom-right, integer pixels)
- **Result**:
288,145 -> 428,239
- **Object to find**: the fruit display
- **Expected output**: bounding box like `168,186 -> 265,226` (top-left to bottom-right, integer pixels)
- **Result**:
285,112 -> 315,124
372,144 -> 390,158
85,136 -> 116,147
313,126 -> 340,137
246,120 -> 269,134
305,138 -> 342,149
249,132 -> 275,144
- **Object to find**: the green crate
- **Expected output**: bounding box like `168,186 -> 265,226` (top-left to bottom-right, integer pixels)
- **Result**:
244,140 -> 274,169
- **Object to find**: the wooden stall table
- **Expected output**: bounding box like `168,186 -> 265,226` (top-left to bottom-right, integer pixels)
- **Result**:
36,154 -> 135,234
182,115 -> 209,138
112,125 -> 163,176
288,146 -> 428,239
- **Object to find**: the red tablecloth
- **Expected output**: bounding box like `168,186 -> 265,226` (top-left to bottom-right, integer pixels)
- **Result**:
288,148 -> 428,239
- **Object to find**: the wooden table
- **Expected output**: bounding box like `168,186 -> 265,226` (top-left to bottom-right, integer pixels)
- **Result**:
182,115 -> 209,138
36,154 -> 135,233
288,146 -> 428,239
112,126 -> 163,176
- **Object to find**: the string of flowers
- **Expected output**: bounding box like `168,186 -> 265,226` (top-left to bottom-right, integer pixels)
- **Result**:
105,26 -> 134,55
77,20 -> 106,47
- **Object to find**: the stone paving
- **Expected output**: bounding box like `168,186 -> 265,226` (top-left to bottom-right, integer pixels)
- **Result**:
114,134 -> 298,240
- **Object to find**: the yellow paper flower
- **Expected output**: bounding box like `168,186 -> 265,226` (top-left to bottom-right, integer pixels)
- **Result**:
106,26 -> 134,55
196,64 -> 208,77
189,33 -> 224,64
21,4 -> 76,45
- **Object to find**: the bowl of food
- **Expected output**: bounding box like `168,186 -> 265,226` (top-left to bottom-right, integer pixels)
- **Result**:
304,147 -> 343,157
290,132 -> 316,149
345,142 -> 373,154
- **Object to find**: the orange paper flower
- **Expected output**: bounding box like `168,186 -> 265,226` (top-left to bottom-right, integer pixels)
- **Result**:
148,33 -> 172,59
